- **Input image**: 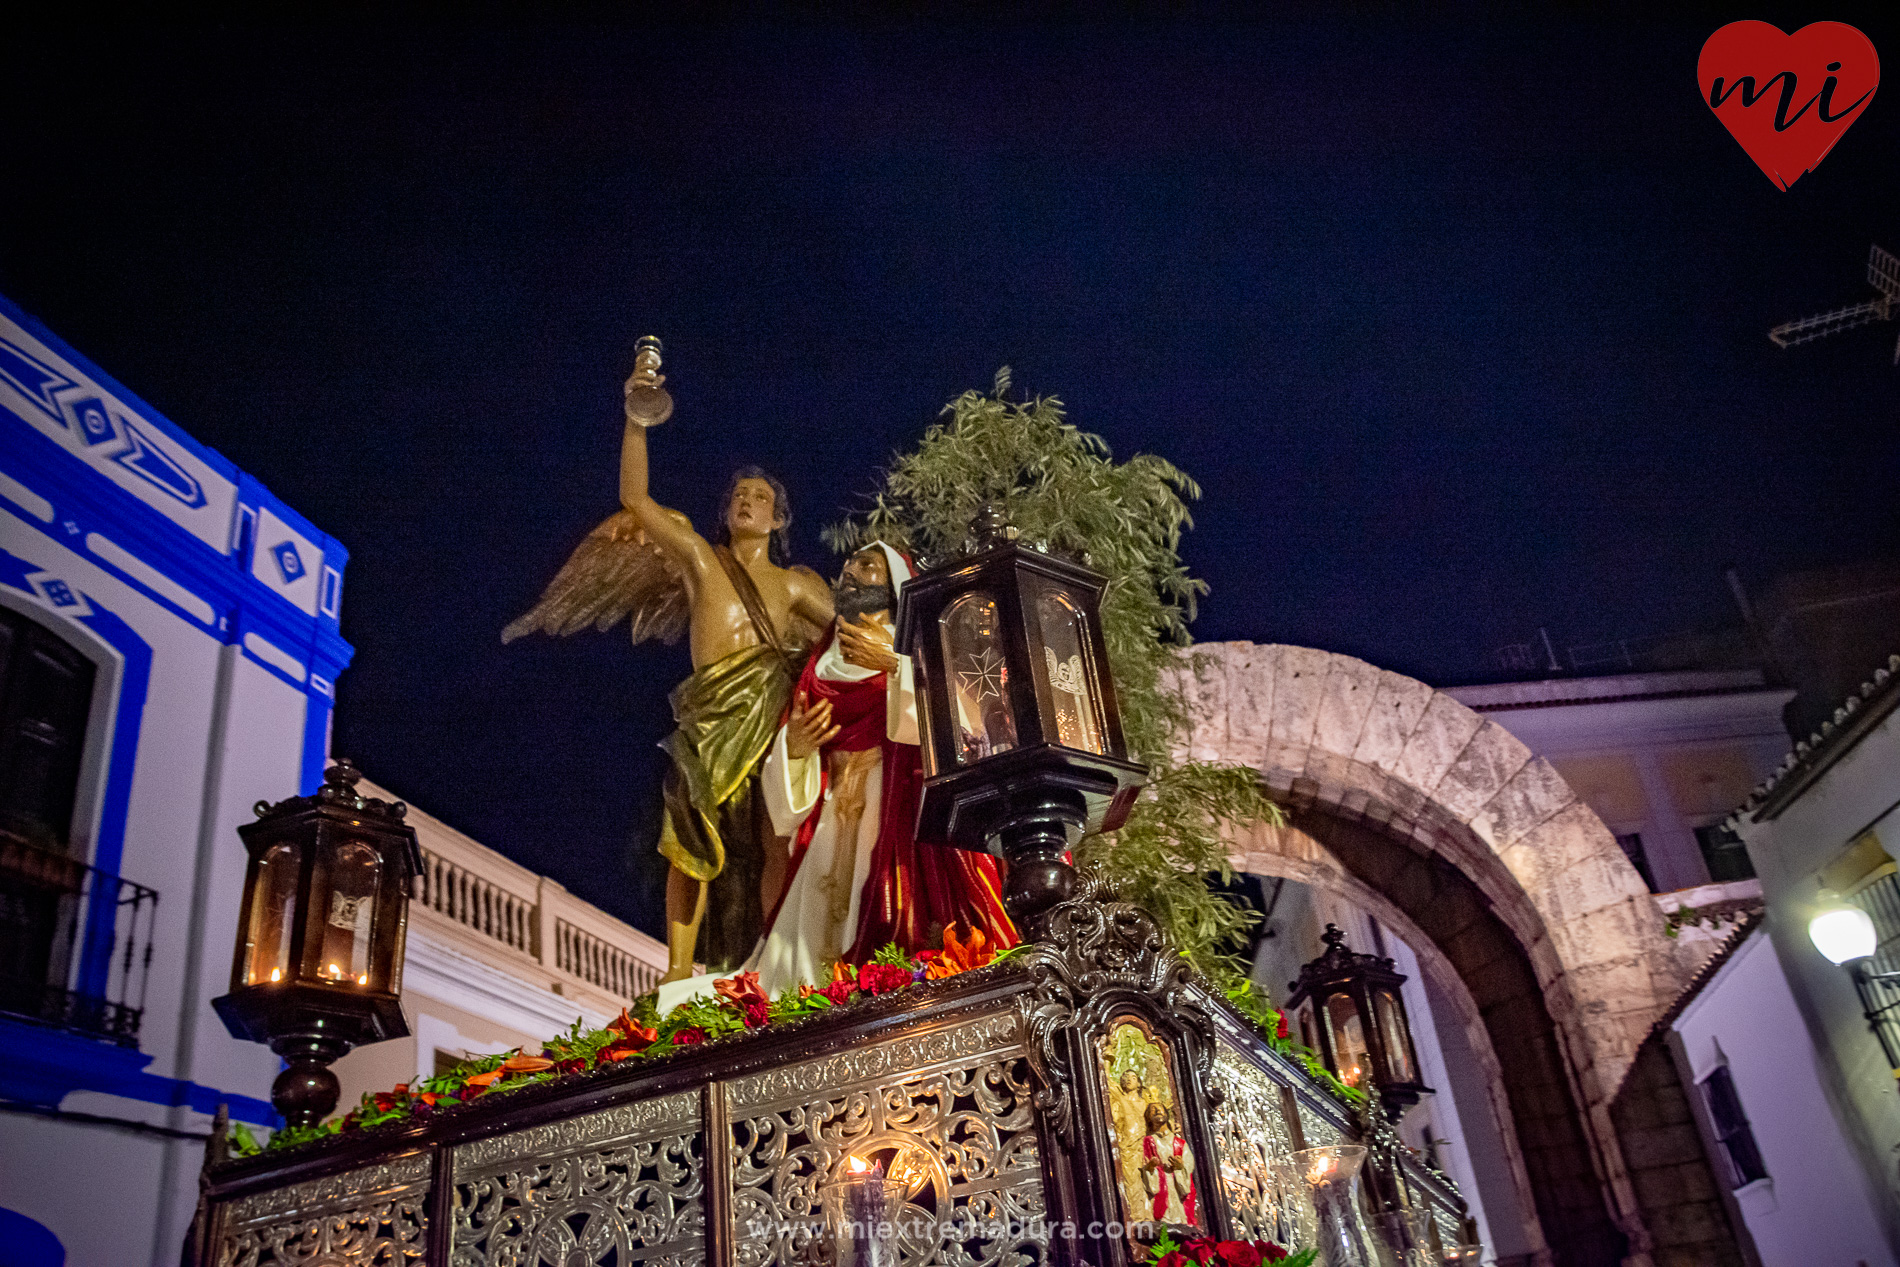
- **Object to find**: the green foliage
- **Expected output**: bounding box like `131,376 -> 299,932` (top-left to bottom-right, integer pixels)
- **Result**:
825,374 -> 1286,1004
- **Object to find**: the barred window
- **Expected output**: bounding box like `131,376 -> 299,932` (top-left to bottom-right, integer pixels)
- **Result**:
1700,1065 -> 1768,1188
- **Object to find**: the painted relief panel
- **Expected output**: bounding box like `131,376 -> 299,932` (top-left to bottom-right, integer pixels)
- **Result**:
1099,1015 -> 1202,1233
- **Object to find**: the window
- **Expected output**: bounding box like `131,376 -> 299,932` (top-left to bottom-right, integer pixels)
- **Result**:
1694,823 -> 1756,883
1700,1065 -> 1768,1188
1615,832 -> 1657,892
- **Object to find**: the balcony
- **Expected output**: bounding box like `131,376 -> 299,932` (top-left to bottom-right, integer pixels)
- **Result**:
373,782 -> 668,1017
0,832 -> 157,1046
185,893 -> 1471,1267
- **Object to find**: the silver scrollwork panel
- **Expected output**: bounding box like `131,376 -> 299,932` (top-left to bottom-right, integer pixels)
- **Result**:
1208,1042 -> 1302,1247
216,1153 -> 432,1267
449,1091 -> 705,1267
727,1011 -> 1050,1267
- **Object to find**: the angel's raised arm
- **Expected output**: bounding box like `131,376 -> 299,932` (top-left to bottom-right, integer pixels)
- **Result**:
619,411 -> 710,575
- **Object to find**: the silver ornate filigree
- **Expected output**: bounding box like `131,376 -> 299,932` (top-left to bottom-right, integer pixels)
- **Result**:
1012,888 -> 1219,1146
729,1020 -> 1049,1267
449,1090 -> 705,1267
217,1154 -> 431,1267
1209,1043 -> 1301,1244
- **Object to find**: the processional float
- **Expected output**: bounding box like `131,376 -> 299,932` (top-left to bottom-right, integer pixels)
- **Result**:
187,342 -> 1477,1267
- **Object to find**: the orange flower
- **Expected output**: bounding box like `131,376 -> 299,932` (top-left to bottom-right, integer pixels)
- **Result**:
714,970 -> 770,1012
500,1052 -> 555,1075
608,1007 -> 659,1046
599,1043 -> 644,1062
830,960 -> 857,986
926,923 -> 993,979
419,1091 -> 440,1106
463,1070 -> 502,1088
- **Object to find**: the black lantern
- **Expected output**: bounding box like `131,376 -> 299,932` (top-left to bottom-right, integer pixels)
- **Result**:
894,505 -> 1147,929
1285,924 -> 1431,1114
213,759 -> 423,1129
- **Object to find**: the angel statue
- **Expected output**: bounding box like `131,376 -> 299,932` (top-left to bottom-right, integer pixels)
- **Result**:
504,338 -> 833,982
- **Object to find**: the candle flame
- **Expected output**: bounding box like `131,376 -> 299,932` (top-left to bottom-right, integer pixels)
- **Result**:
358,973 -> 368,985
268,968 -> 281,982
328,963 -> 340,977
846,1156 -> 871,1175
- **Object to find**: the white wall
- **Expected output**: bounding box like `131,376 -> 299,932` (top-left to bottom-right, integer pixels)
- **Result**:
1673,928 -> 1892,1266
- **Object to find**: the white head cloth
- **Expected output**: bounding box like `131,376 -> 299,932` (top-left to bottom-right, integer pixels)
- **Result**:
814,540 -> 913,683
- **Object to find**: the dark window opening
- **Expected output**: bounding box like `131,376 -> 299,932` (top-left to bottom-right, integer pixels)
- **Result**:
1701,1065 -> 1768,1188
1615,833 -> 1657,892
1695,823 -> 1756,883
0,606 -> 96,854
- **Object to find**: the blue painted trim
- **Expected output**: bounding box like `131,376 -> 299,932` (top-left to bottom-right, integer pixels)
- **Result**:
0,294 -> 236,484
0,1014 -> 276,1126
1,426 -> 354,706
0,1208 -> 65,1267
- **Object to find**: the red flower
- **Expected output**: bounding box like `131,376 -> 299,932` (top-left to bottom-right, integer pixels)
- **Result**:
554,1057 -> 587,1076
1154,1253 -> 1188,1267
857,962 -> 913,995
743,999 -> 770,1028
1183,1238 -> 1218,1265
1217,1242 -> 1260,1267
1274,1010 -> 1290,1040
1254,1242 -> 1288,1264
672,1027 -> 706,1046
817,979 -> 856,1005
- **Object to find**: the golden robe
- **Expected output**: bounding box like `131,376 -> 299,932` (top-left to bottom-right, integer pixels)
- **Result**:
657,642 -> 797,971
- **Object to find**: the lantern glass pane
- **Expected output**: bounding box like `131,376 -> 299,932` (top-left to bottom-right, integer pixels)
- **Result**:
1373,987 -> 1419,1083
318,840 -> 381,985
1325,993 -> 1372,1090
1034,588 -> 1105,754
940,592 -> 1019,764
246,843 -> 299,985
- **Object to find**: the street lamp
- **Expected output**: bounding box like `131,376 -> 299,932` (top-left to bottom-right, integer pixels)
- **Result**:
1809,900 -> 1879,968
212,759 -> 423,1130
1285,924 -> 1431,1115
894,504 -> 1147,929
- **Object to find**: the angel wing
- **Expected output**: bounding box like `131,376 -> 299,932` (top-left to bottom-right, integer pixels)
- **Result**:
502,510 -> 690,647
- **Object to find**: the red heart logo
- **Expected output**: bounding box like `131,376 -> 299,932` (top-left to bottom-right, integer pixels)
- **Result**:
1698,21 -> 1879,190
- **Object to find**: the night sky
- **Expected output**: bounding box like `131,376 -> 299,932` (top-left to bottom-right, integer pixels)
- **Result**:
5,10 -> 1896,936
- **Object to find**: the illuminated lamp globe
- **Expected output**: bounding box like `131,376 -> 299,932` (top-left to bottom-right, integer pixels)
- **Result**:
1810,903 -> 1878,966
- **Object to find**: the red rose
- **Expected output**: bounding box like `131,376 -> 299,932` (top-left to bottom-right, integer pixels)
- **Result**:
1154,1253 -> 1188,1267
1217,1241 -> 1260,1267
858,962 -> 913,995
672,1027 -> 706,1046
1254,1242 -> 1288,1264
819,979 -> 855,1005
744,999 -> 770,1028
1183,1238 -> 1218,1265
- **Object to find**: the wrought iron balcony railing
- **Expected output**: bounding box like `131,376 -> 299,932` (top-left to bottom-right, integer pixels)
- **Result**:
0,834 -> 158,1046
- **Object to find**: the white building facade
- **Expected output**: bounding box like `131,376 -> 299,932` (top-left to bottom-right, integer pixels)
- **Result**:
0,294 -> 350,1266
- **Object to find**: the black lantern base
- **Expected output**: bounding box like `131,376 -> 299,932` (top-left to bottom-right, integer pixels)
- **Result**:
214,981 -> 409,1130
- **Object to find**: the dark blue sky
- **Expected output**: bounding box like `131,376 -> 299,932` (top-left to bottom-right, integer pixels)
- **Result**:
4,10 -> 1895,935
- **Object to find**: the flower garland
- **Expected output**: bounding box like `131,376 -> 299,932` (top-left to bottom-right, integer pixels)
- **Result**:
1144,1230 -> 1317,1267
233,926 -> 1008,1156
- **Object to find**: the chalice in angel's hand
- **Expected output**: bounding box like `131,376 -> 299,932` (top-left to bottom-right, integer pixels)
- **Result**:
624,334 -> 675,427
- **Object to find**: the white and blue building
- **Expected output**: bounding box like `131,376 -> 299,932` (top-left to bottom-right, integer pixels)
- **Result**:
0,293 -> 351,1266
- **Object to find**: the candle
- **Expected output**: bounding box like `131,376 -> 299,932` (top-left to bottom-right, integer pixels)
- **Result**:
824,1156 -> 900,1267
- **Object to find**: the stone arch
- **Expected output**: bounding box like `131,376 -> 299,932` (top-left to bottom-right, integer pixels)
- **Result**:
1176,643 -> 1694,1266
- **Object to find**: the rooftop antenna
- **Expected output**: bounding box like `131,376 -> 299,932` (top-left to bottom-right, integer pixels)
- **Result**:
1768,244 -> 1900,365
